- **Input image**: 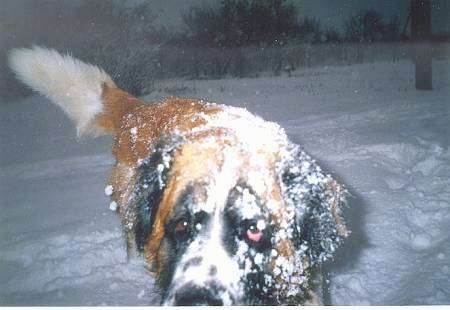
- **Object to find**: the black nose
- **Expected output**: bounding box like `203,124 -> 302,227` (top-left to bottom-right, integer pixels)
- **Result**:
174,284 -> 224,306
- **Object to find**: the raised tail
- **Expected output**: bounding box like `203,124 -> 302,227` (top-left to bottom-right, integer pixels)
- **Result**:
8,46 -> 144,136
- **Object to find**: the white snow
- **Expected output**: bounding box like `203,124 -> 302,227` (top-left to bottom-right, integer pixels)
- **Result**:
130,127 -> 138,144
104,185 -> 114,196
239,188 -> 261,219
108,201 -> 118,212
256,219 -> 266,231
1,59 -> 449,305
254,253 -> 264,265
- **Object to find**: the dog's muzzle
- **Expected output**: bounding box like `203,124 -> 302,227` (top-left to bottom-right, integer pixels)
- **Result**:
162,251 -> 243,305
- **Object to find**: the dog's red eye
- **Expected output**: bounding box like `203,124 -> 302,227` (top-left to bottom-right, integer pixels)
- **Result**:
246,224 -> 263,243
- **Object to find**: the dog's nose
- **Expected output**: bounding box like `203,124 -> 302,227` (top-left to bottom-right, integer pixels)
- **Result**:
174,284 -> 224,306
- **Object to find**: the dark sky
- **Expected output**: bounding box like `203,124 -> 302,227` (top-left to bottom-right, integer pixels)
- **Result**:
301,0 -> 450,34
300,0 -> 410,33
150,0 -> 450,35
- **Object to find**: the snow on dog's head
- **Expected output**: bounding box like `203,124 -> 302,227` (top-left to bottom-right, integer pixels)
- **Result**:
10,47 -> 349,306
121,106 -> 349,305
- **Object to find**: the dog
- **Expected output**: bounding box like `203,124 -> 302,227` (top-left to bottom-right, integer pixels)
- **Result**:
9,46 -> 349,306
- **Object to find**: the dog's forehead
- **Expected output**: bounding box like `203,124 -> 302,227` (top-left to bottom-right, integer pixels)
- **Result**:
167,135 -> 283,214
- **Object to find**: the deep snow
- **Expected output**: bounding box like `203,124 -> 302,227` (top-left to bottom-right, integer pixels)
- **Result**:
1,60 -> 449,305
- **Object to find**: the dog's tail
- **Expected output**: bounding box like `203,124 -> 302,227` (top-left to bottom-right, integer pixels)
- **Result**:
8,46 -> 144,136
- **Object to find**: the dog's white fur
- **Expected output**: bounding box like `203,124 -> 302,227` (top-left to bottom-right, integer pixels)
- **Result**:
8,46 -> 116,135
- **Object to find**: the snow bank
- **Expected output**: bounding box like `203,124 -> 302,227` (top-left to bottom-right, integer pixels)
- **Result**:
1,60 -> 449,305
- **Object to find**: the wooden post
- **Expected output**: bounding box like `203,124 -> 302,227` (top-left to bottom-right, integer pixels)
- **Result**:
410,0 -> 432,90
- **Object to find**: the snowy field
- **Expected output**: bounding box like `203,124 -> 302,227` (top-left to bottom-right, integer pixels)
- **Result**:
1,60 -> 449,305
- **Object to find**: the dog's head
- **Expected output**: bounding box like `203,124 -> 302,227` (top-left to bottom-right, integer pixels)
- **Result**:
120,107 -> 348,305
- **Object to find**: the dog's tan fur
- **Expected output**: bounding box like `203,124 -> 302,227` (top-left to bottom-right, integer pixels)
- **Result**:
96,85 -> 223,211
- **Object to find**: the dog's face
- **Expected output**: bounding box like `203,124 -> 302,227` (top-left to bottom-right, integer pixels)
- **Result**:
123,110 -> 348,305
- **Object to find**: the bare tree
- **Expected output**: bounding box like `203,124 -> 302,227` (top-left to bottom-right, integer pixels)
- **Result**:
182,0 -> 301,47
345,10 -> 386,43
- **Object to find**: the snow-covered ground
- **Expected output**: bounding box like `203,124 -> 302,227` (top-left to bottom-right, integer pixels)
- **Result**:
1,60 -> 449,305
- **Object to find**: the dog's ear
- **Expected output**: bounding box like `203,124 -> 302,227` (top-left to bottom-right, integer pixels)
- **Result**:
129,142 -> 174,252
281,145 -> 349,265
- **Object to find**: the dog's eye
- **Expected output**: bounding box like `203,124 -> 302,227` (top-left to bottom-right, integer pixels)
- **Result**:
245,221 -> 265,243
175,219 -> 190,238
246,225 -> 262,242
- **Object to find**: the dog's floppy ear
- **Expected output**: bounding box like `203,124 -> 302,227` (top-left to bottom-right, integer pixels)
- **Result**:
127,137 -> 180,252
282,144 -> 349,265
8,46 -> 144,136
131,145 -> 171,252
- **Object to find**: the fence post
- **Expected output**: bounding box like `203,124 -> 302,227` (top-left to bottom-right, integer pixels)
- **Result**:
411,0 -> 432,90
